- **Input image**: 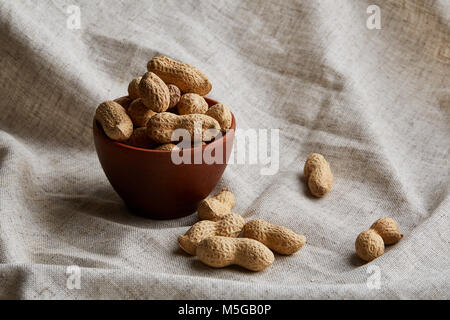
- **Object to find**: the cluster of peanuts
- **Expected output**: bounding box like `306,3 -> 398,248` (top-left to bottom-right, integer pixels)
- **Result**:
179,189 -> 307,271
181,154 -> 403,271
95,56 -> 232,150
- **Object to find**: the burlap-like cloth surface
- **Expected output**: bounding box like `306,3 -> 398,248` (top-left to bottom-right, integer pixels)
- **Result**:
0,0 -> 448,299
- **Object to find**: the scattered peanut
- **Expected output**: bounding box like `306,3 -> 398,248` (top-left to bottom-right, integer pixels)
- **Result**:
146,112 -> 220,144
127,76 -> 142,100
167,84 -> 181,109
114,96 -> 133,111
95,100 -> 133,141
370,217 -> 403,245
355,217 -> 403,262
177,93 -> 208,115
196,236 -> 274,271
126,127 -> 155,148
355,229 -> 385,262
155,143 -> 180,151
139,71 -> 170,112
304,153 -> 333,197
243,220 -> 306,255
197,189 -> 235,221
205,103 -> 232,131
127,98 -> 157,127
179,214 -> 245,255
147,56 -> 212,95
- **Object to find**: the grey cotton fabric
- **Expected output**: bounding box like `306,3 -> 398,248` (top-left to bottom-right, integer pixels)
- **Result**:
0,0 -> 449,299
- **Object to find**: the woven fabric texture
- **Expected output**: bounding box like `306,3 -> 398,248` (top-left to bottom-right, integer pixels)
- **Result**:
0,0 -> 449,299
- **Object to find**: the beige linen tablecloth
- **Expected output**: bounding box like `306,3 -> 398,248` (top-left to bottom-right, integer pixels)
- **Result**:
0,0 -> 449,299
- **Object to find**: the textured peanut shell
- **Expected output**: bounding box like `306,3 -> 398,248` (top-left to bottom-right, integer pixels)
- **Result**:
167,84 -> 181,109
114,96 -> 133,111
95,100 -> 133,141
243,220 -> 306,255
127,98 -> 156,127
147,56 -> 212,95
206,103 -> 232,131
179,214 -> 245,255
139,72 -> 170,112
304,153 -> 333,197
196,236 -> 274,271
126,127 -> 155,149
177,93 -> 208,115
155,143 -> 179,151
370,217 -> 403,245
127,76 -> 142,100
146,112 -> 220,144
355,229 -> 385,262
197,189 -> 235,221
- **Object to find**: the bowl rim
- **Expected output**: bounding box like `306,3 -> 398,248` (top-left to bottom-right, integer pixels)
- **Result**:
93,97 -> 236,153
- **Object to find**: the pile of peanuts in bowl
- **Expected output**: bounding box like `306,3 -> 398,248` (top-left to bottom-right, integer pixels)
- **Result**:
95,55 -> 232,151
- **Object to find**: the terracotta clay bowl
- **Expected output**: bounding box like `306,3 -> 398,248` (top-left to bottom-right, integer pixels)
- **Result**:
93,97 -> 235,219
